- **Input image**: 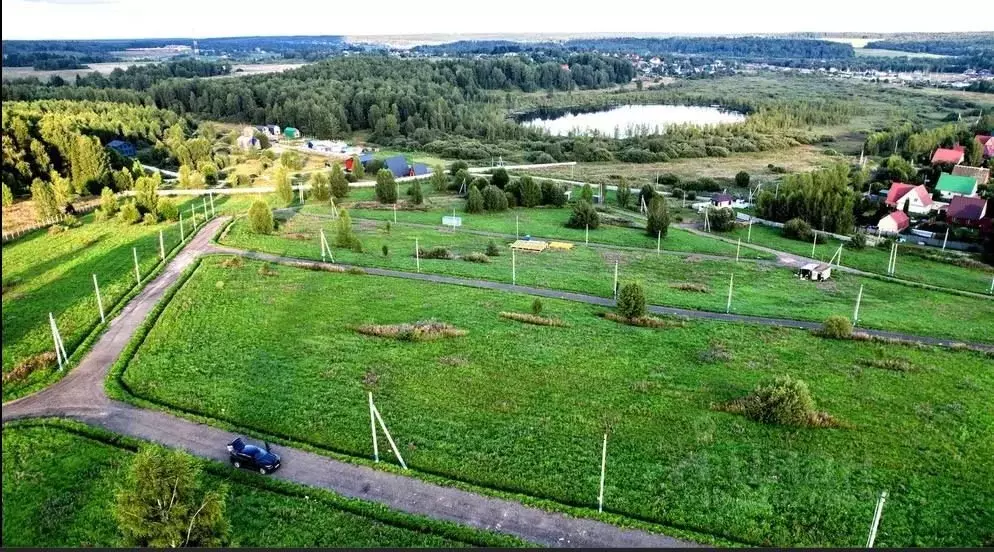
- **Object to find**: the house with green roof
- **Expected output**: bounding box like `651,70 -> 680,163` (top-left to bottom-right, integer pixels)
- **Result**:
935,173 -> 978,200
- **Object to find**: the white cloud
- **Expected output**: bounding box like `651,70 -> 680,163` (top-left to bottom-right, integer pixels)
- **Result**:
2,0 -> 989,41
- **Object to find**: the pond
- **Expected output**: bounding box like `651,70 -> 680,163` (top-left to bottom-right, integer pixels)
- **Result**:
518,104 -> 746,138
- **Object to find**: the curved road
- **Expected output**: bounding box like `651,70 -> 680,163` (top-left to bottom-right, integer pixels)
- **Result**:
5,217 -> 991,547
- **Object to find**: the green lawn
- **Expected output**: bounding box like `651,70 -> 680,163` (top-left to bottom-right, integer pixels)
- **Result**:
219,213 -> 994,344
2,422 -> 519,547
725,224 -> 994,295
121,257 -> 994,547
1,200 -> 204,399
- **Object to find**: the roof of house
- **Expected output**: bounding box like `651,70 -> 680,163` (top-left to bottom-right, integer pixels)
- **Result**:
977,134 -> 993,144
411,163 -> 431,176
887,183 -> 933,207
383,155 -> 410,178
951,165 -> 990,184
935,173 -> 978,195
931,148 -> 965,164
884,182 -> 915,205
712,192 -> 733,203
800,262 -> 831,272
881,210 -> 910,230
946,196 -> 988,221
952,145 -> 966,153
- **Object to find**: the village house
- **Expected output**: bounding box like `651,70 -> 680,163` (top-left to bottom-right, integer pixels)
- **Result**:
255,124 -> 281,141
878,210 -> 910,234
977,134 -> 994,158
951,165 -> 990,186
930,146 -> 965,165
946,196 -> 989,227
711,192 -> 734,208
345,153 -> 374,172
884,183 -> 933,215
935,173 -> 979,200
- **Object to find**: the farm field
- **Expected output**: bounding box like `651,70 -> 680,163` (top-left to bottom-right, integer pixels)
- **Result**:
2,423 -> 508,547
1,199 -> 204,400
120,257 -> 994,547
723,224 -> 994,295
220,212 -> 994,344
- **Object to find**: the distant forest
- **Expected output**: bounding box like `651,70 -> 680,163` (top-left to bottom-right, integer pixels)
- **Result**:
865,36 -> 994,57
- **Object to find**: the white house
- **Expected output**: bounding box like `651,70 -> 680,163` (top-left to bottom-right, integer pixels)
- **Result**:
236,134 -> 260,150
798,263 -> 832,281
884,183 -> 933,215
878,210 -> 910,234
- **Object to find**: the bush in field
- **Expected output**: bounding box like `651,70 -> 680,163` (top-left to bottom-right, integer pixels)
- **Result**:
452,168 -> 470,192
142,212 -> 158,225
741,375 -> 817,427
471,177 -> 489,191
462,252 -> 490,263
247,200 -> 274,234
848,231 -> 867,250
329,163 -> 349,199
31,179 -> 59,220
542,181 -> 567,207
418,246 -> 454,259
783,217 -> 813,241
382,244 -> 389,257
350,156 -> 365,180
449,161 -> 469,177
638,184 -> 656,208
99,186 -> 119,216
157,198 -> 178,222
482,184 -> 508,211
279,150 -> 304,170
486,240 -> 501,256
504,191 -> 517,208
114,445 -> 229,547
431,165 -> 448,192
708,207 -> 737,232
2,184 -> 13,208
617,282 -> 647,319
616,181 -> 631,208
519,176 -> 542,208
274,166 -> 293,207
117,201 -> 141,225
335,208 -> 359,248
505,179 -> 521,203
579,183 -> 594,203
466,186 -> 484,213
310,171 -> 330,201
410,180 -> 424,205
819,315 -> 853,339
531,298 -> 543,315
646,196 -> 670,238
113,168 -> 134,192
491,167 -> 510,189
735,171 -> 751,188
566,200 -> 599,229
375,169 -> 397,204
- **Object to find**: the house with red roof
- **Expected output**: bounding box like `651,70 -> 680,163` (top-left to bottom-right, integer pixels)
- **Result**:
884,183 -> 933,215
977,135 -> 994,158
946,196 -> 989,227
878,210 -> 910,234
931,146 -> 965,165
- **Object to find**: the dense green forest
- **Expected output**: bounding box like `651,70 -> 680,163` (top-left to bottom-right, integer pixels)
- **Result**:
865,37 -> 994,57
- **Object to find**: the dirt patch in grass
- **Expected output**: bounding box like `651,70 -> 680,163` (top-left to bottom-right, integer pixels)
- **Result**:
221,256 -> 244,269
699,342 -> 733,363
499,311 -> 570,327
350,201 -> 429,211
258,263 -> 279,276
439,355 -> 469,367
816,280 -> 840,293
857,358 -> 920,372
630,380 -> 658,393
3,352 -> 56,384
362,370 -> 380,387
355,320 -> 467,341
671,282 -> 709,293
461,252 -> 490,263
600,311 -> 687,328
683,255 -> 704,263
281,232 -> 311,241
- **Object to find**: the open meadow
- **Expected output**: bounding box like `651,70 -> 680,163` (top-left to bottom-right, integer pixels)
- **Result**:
119,256 -> 994,547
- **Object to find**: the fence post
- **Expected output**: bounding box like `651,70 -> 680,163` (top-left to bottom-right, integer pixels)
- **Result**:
159,230 -> 165,260
93,274 -> 105,323
865,491 -> 888,548
725,273 -> 734,314
133,247 -> 141,284
597,433 -> 608,513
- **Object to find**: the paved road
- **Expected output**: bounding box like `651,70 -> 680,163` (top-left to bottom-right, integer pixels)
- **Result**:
1,217 -> 695,548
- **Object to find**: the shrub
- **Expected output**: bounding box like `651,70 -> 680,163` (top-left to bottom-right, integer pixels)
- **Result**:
541,181 -> 566,207
617,282 -> 647,319
94,208 -> 110,222
1,183 -> 12,208
491,167 -> 510,189
616,181 -> 631,208
819,315 -> 853,339
382,244 -> 389,257
783,217 -> 813,241
740,376 -> 817,427
646,196 -> 670,238
465,187 -> 484,213
531,297 -> 543,315
329,163 -> 349,198
430,165 -> 448,192
485,240 -> 501,256
31,179 -> 59,220
117,201 -> 141,225
708,207 -> 737,232
686,191 -> 697,200
335,208 -> 358,248
410,180 -> 424,205
449,160 -> 469,177
499,312 -> 568,327
848,231 -> 867,250
350,156 -> 365,180
157,198 -> 178,221
519,177 -> 541,208
504,191 -> 518,208
735,171 -> 751,188
310,171 -> 331,201
471,176 -> 489,191
418,246 -> 454,260
566,200 -> 599,229
355,320 -> 467,341
579,183 -> 594,203
482,184 -> 508,211
374,169 -> 397,204
638,184 -> 656,209
452,168 -> 471,191
142,212 -> 158,225
274,166 -> 293,207
462,252 -> 490,263
350,240 -> 364,253
99,186 -> 119,216
247,200 -> 274,234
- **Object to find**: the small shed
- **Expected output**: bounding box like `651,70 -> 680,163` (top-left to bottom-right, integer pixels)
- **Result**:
798,262 -> 832,281
711,192 -> 733,208
283,127 -> 300,139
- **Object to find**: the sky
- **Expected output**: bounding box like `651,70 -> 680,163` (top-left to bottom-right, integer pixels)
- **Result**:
3,0 -> 991,41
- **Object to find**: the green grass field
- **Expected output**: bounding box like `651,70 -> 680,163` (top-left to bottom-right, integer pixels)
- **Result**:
219,212 -> 994,344
724,224 -> 994,295
120,257 -> 994,547
2,422 -> 520,547
1,200 -> 204,399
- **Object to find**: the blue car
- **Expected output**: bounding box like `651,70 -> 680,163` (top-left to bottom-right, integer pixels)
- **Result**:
227,437 -> 281,474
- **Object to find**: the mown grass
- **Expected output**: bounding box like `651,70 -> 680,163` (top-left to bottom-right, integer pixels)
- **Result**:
1,199 -> 201,399
1,422 -> 521,547
219,214 -> 994,344
122,257 -> 994,547
724,224 -> 994,295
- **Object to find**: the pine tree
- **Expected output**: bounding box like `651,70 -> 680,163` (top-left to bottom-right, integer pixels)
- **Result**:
310,171 -> 331,201
274,165 -> 293,206
646,196 -> 670,238
351,156 -> 365,180
465,186 -> 484,213
430,165 -> 448,192
374,169 -> 397,204
329,163 -> 349,198
30,178 -> 59,220
410,180 -> 424,205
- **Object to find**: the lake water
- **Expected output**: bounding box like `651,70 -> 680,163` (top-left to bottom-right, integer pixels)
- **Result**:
520,104 -> 745,138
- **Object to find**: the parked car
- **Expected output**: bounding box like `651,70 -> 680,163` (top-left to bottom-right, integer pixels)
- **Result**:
227,437 -> 281,474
